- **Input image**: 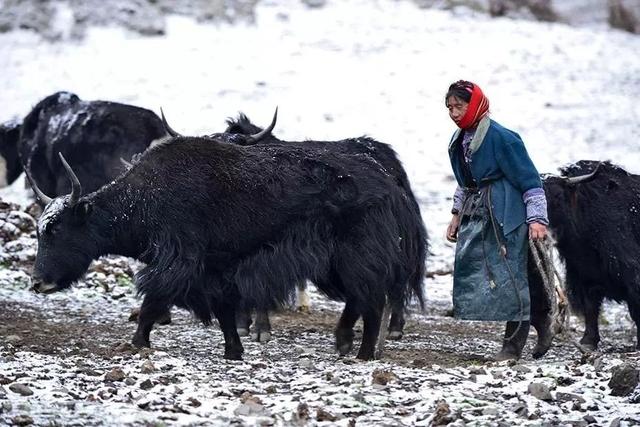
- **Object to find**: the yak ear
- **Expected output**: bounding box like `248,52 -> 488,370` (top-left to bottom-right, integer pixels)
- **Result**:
73,200 -> 93,221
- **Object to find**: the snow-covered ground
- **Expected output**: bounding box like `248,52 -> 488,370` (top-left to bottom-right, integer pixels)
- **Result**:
1,0 -> 639,425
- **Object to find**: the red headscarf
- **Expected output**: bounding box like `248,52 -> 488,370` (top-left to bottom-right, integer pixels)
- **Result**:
455,82 -> 490,130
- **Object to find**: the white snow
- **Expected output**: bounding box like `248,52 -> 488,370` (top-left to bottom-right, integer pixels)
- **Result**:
1,0 -> 639,425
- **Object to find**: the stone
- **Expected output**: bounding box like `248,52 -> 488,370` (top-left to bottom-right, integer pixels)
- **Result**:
9,383 -> 33,396
104,367 -> 126,382
5,335 -> 22,345
528,382 -> 553,401
468,366 -> 487,375
12,415 -> 33,426
316,407 -> 338,422
556,392 -> 585,404
372,369 -> 397,386
608,363 -> 639,396
139,379 -> 154,390
583,415 -> 597,424
512,364 -> 532,374
140,360 -> 155,374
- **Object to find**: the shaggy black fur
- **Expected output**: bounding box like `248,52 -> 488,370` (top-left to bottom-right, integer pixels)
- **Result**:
0,121 -> 22,186
32,136 -> 426,360
543,160 -> 640,350
220,113 -> 428,341
4,91 -> 165,196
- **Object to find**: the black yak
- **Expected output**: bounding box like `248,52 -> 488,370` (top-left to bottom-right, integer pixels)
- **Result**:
0,91 -> 166,196
543,160 -> 640,350
161,110 -> 428,342
29,125 -> 426,361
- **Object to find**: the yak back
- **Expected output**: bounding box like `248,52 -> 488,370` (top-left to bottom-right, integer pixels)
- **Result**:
543,160 -> 640,311
223,113 -> 427,308
91,136 -> 415,311
20,91 -> 165,196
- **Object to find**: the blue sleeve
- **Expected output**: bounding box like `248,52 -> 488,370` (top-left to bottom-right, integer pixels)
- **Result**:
494,131 -> 542,193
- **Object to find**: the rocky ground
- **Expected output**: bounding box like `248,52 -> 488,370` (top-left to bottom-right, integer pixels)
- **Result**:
0,199 -> 639,426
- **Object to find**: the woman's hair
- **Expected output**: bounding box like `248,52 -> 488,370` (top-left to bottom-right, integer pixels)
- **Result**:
445,80 -> 474,105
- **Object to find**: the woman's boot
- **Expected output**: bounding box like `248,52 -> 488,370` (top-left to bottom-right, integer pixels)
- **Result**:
494,320 -> 530,361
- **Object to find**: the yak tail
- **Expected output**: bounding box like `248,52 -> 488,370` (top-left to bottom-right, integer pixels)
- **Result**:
395,164 -> 428,312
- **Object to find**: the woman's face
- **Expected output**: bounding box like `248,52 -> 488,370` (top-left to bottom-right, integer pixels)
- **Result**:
446,96 -> 468,126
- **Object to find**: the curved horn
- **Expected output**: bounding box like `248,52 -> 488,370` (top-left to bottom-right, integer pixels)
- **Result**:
24,171 -> 52,206
565,162 -> 603,185
120,157 -> 133,169
246,107 -> 278,143
58,153 -> 82,205
160,107 -> 183,137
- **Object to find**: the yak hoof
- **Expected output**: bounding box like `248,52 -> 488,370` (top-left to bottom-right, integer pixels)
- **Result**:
132,336 -> 151,348
224,349 -> 243,360
237,328 -> 250,337
532,343 -> 550,359
335,329 -> 354,356
579,341 -> 598,352
157,312 -> 172,326
579,337 -> 599,352
356,349 -> 375,361
337,342 -> 352,356
297,305 -> 310,313
387,330 -> 403,341
251,331 -> 272,342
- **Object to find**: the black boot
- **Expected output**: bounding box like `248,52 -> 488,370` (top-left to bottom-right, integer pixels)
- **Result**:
494,321 -> 530,361
531,313 -> 554,359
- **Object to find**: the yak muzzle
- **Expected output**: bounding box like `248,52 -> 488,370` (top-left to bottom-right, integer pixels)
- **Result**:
31,278 -> 60,294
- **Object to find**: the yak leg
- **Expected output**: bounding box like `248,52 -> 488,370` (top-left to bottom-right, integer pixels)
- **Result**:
626,299 -> 640,350
212,301 -> 244,360
132,295 -> 171,348
335,299 -> 360,356
251,309 -> 272,342
214,306 -> 244,360
296,281 -> 311,312
235,299 -> 252,337
387,308 -> 406,340
528,258 -> 554,359
356,298 -> 385,360
579,294 -> 602,351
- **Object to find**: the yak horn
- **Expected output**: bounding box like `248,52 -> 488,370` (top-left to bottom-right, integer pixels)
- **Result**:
24,171 -> 53,206
120,157 -> 133,169
246,107 -> 278,143
160,107 -> 183,137
58,153 -> 82,206
565,162 -> 603,185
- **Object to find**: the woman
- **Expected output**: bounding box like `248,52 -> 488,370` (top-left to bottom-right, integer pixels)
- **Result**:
445,80 -> 552,361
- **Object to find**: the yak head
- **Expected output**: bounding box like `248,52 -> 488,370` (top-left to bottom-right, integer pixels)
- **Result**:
0,120 -> 23,187
542,160 -> 611,235
28,153 -> 96,294
159,107 -> 279,146
222,111 -> 281,145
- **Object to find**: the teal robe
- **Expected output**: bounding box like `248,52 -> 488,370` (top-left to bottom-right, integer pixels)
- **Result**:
448,116 -> 540,321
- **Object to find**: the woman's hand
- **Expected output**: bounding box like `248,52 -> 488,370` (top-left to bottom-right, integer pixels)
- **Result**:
446,214 -> 461,243
529,222 -> 547,241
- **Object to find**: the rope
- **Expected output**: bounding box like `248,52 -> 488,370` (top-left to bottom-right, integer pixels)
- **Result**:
528,237 -> 569,336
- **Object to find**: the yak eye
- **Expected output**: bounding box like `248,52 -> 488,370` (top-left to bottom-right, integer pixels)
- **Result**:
44,222 -> 60,236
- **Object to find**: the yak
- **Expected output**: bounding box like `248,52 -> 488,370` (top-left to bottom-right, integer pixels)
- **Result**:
543,160 -> 640,351
29,123 -> 426,361
159,110 -> 428,342
0,91 -> 166,196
